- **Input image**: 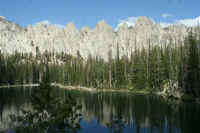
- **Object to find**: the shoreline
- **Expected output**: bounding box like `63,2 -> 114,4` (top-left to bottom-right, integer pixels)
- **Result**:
0,84 -> 39,89
50,83 -> 155,95
0,83 -> 199,103
0,83 -> 152,94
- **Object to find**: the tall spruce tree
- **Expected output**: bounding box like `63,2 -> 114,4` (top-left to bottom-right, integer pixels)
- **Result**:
184,31 -> 200,97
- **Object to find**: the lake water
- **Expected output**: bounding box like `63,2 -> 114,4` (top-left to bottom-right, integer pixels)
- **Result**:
0,87 -> 200,133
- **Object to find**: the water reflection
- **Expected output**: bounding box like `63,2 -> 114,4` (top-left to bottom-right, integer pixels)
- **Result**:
0,87 -> 31,131
10,84 -> 82,133
71,91 -> 200,133
0,89 -> 200,133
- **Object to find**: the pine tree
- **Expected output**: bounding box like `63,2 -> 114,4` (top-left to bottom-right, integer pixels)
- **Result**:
184,31 -> 200,97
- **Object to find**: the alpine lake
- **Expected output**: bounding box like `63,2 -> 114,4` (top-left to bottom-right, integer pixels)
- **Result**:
0,85 -> 200,133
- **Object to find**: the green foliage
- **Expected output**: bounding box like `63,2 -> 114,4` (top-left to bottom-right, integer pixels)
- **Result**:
0,32 -> 200,98
180,31 -> 200,97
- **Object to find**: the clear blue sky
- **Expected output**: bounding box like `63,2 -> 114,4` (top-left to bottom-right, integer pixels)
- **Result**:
0,0 -> 199,28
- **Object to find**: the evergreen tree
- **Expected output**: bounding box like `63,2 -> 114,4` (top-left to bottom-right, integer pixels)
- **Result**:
184,31 -> 200,96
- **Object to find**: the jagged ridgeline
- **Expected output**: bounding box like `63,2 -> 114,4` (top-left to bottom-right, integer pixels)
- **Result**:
0,16 -> 200,98
0,16 -> 194,59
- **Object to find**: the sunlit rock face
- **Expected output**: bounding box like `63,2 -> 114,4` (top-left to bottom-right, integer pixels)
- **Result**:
0,16 -> 28,54
0,16 -> 193,60
79,20 -> 117,59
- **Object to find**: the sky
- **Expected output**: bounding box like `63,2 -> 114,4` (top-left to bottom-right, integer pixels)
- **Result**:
0,0 -> 200,29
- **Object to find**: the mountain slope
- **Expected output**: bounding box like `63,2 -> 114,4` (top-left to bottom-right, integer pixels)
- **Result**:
0,16 -> 192,60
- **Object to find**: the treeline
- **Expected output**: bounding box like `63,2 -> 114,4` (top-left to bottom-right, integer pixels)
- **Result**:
0,31 -> 200,97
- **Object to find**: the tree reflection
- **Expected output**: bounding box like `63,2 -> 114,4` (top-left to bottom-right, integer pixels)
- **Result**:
76,91 -> 200,133
0,103 -> 3,121
106,113 -> 125,133
10,82 -> 82,133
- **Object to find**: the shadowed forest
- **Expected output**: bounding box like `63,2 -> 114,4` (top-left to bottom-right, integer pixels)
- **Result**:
0,31 -> 200,99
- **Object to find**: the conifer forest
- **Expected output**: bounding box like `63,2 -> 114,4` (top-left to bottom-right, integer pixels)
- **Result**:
0,31 -> 200,99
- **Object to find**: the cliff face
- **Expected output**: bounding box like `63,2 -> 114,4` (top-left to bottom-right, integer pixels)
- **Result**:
0,16 -> 191,60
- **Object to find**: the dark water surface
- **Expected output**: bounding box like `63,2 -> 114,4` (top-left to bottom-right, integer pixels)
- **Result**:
0,87 -> 200,133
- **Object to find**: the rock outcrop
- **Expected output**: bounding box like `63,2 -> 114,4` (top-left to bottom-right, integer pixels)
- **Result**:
0,16 -> 194,60
160,80 -> 184,99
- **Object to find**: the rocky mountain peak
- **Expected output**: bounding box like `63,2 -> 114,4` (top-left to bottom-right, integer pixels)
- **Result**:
33,21 -> 51,28
0,16 -> 6,21
0,16 -> 10,26
117,22 -> 129,31
65,22 -> 76,30
80,26 -> 91,36
0,16 -> 193,60
0,16 -> 23,32
135,16 -> 154,27
95,20 -> 113,32
64,22 -> 78,35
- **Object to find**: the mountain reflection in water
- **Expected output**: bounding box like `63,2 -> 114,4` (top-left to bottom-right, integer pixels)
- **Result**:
0,87 -> 200,133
